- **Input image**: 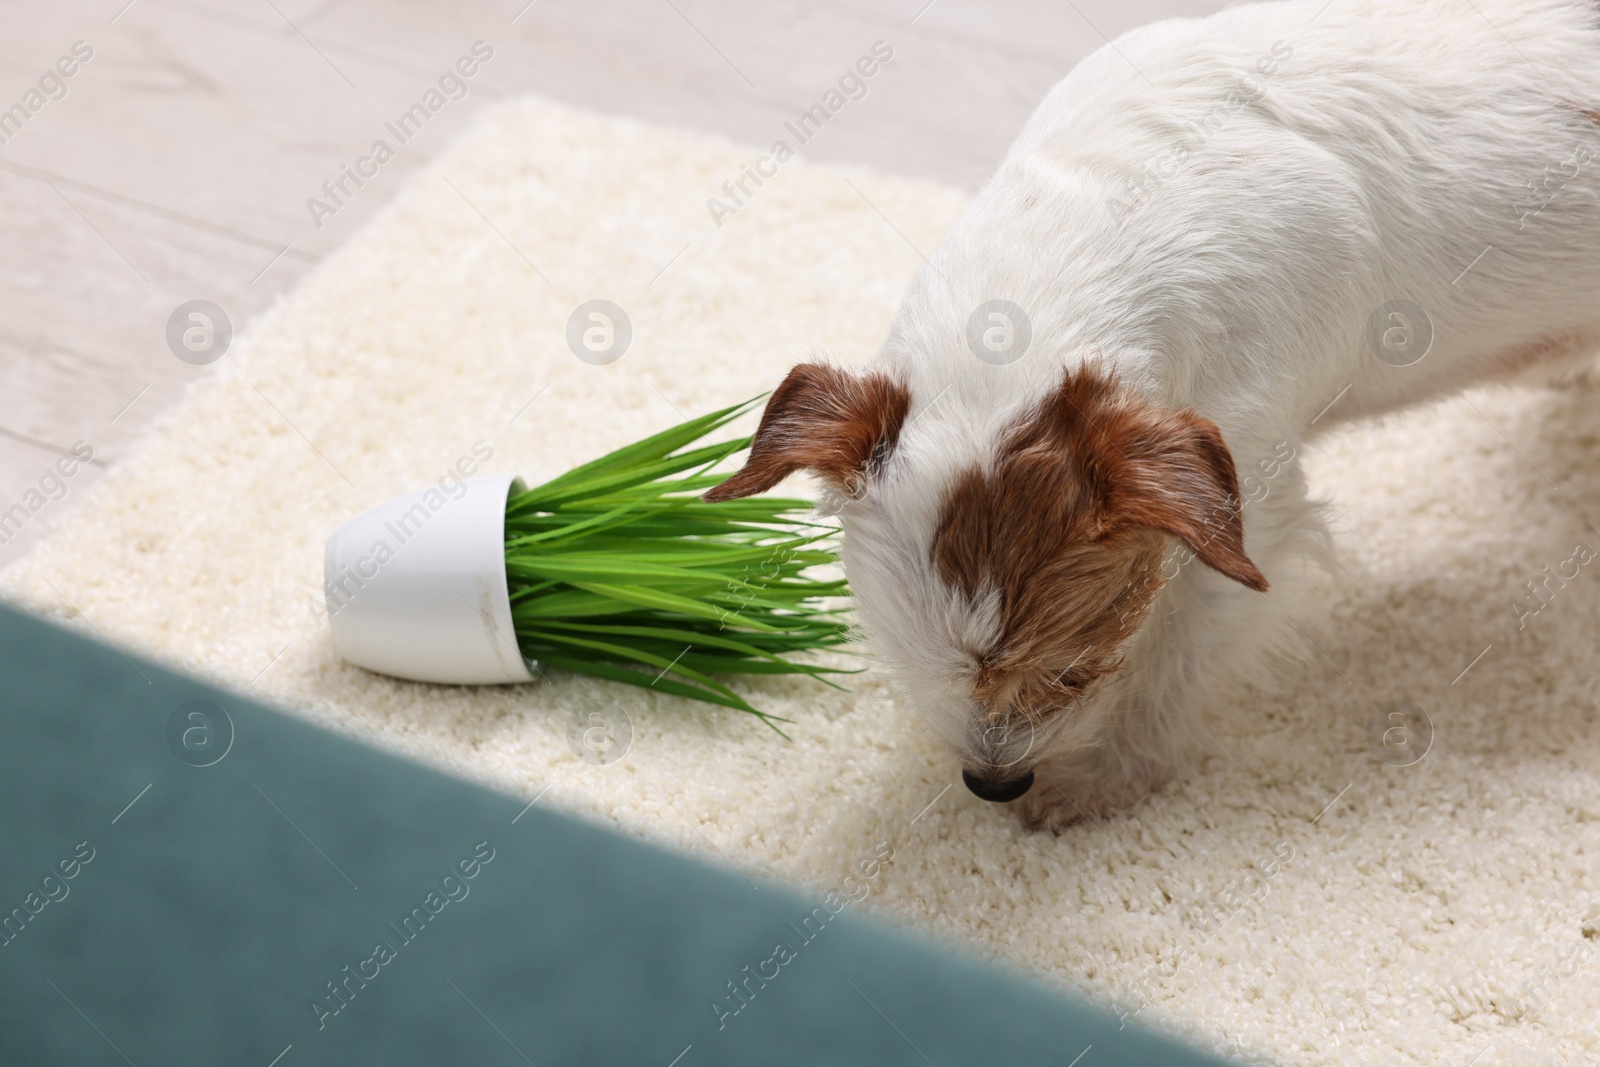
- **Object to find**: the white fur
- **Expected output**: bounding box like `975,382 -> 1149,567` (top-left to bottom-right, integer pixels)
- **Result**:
836,0 -> 1600,819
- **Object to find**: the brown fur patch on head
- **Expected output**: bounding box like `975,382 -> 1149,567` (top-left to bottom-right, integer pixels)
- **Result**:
704,363 -> 910,502
933,365 -> 1265,720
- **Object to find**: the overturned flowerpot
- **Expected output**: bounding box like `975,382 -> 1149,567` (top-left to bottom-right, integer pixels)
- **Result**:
319,402 -> 852,721
324,474 -> 538,685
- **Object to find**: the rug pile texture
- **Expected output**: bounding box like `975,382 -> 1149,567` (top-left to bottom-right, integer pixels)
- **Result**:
7,97 -> 1600,1067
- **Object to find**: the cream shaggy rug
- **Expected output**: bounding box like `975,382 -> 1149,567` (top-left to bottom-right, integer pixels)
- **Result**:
8,97 -> 1600,1067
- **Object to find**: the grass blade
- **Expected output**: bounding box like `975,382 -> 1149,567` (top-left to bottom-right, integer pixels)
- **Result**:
505,399 -> 854,724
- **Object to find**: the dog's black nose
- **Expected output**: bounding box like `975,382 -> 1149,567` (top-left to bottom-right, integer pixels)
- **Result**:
962,769 -> 1034,803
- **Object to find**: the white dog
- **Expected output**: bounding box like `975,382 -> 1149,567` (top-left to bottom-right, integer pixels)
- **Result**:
707,0 -> 1600,828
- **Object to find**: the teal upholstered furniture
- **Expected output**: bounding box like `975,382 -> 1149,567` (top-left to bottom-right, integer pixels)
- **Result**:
0,603 -> 1234,1066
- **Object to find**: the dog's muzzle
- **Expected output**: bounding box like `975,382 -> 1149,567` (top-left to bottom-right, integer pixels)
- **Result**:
962,768 -> 1034,803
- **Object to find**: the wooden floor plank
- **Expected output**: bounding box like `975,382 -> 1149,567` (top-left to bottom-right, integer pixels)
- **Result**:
0,0 -> 1221,560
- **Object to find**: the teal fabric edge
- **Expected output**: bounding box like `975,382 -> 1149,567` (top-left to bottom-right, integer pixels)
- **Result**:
0,600 -> 1240,1066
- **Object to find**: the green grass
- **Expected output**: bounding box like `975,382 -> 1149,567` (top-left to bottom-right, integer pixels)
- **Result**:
504,399 -> 855,731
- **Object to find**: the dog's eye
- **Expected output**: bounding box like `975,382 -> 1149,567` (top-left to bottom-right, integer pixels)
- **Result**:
1050,670 -> 1090,692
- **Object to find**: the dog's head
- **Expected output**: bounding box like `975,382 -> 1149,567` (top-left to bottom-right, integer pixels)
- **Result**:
705,362 -> 1265,802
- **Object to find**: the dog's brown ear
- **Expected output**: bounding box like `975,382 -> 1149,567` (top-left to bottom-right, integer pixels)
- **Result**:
704,363 -> 910,502
1108,410 -> 1268,592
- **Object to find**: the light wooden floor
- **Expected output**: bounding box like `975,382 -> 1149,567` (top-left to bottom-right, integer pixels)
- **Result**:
0,0 -> 1221,559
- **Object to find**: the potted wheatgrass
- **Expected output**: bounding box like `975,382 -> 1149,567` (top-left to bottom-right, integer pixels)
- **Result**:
325,400 -> 852,728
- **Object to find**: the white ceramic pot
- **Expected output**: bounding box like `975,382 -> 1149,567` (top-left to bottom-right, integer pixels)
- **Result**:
324,474 -> 538,685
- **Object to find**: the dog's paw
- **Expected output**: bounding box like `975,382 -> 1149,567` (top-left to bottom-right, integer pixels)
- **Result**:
1014,762 -> 1172,832
1013,788 -> 1090,833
